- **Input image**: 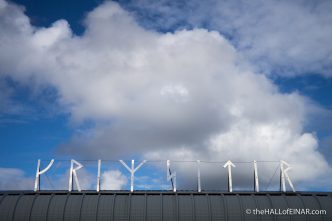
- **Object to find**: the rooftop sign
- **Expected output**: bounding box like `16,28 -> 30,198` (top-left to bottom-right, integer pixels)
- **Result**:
34,159 -> 295,193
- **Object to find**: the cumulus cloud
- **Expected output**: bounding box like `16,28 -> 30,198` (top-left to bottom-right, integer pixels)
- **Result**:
101,170 -> 127,190
0,168 -> 33,190
0,0 -> 331,190
54,167 -> 126,191
0,78 -> 23,116
120,0 -> 332,77
210,0 -> 332,76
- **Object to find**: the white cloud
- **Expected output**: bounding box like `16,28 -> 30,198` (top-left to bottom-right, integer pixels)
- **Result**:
101,170 -> 127,190
0,168 -> 33,190
0,161 -> 142,191
160,83 -> 189,103
0,78 -> 22,116
122,0 -> 332,77
0,0 -> 331,189
211,0 -> 332,77
208,121 -> 328,181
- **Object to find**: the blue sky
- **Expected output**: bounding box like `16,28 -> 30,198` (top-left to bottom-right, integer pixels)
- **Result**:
1,0 -> 332,191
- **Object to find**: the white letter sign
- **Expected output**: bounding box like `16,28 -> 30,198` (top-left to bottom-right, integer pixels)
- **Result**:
223,160 -> 236,192
119,160 -> 146,192
34,159 -> 54,191
68,159 -> 83,192
167,160 -> 177,192
254,160 -> 259,192
280,160 -> 295,192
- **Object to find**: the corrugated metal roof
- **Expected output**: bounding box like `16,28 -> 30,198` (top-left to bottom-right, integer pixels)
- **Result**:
0,191 -> 331,221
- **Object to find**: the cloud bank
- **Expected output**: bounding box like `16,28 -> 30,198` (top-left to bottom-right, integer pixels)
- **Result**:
121,0 -> 332,76
0,168 -> 33,190
101,170 -> 128,190
0,0 -> 331,189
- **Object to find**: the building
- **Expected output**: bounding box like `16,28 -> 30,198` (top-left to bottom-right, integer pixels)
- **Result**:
0,190 -> 331,220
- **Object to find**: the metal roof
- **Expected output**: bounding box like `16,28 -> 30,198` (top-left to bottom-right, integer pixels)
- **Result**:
0,191 -> 331,221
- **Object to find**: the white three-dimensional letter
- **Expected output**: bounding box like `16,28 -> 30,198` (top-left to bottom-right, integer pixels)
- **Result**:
280,160 -> 295,192
223,160 -> 236,192
167,160 -> 177,192
119,160 -> 146,192
69,159 -> 83,192
34,159 -> 54,191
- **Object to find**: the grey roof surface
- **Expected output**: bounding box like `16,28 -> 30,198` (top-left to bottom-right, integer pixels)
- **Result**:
0,191 -> 331,221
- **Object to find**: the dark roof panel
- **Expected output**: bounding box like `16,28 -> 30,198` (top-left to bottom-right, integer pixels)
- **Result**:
255,195 -> 274,221
64,195 -> 83,221
284,195 -> 304,221
225,195 -> 242,220
47,194 -> 69,221
97,194 -> 114,221
0,195 -> 20,221
0,191 -> 331,221
209,194 -> 226,221
146,194 -> 161,221
80,194 -> 99,221
13,194 -> 36,221
114,194 -> 130,220
30,194 -> 52,221
301,195 -> 322,221
162,194 -> 177,221
316,195 -> 332,220
194,195 -> 209,221
130,194 -> 145,221
269,195 -> 289,221
239,195 -> 257,221
178,195 -> 194,220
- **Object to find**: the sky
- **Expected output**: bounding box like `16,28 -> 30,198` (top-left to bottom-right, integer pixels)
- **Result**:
0,0 -> 332,191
